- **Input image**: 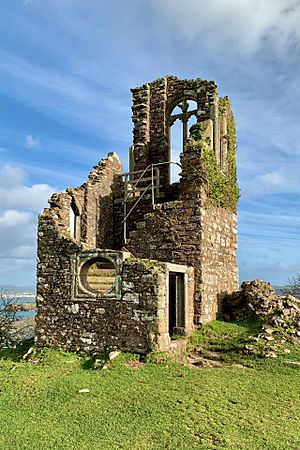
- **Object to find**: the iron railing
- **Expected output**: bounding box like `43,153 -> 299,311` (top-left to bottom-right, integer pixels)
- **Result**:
120,161 -> 181,243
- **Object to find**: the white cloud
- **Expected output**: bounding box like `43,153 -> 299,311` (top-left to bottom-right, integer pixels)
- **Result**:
258,170 -> 287,187
0,165 -> 55,263
241,166 -> 300,199
0,183 -> 54,212
0,209 -> 36,260
0,165 -> 25,188
25,134 -> 40,149
0,210 -> 32,226
151,0 -> 300,56
0,165 -> 54,212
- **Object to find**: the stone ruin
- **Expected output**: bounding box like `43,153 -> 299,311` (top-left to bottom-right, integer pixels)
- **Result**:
35,76 -> 239,353
223,279 -> 300,357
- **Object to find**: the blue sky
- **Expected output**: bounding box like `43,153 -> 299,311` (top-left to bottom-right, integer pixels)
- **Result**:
0,0 -> 300,287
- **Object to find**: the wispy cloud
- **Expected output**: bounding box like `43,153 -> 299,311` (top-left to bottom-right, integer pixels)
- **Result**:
0,49 -> 131,142
0,0 -> 300,286
241,167 -> 300,199
25,134 -> 40,149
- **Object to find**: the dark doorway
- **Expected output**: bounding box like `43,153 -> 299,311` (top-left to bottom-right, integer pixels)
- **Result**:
168,272 -> 185,336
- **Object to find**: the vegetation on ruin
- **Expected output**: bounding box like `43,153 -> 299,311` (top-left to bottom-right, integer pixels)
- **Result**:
1,322 -> 300,450
187,98 -> 240,212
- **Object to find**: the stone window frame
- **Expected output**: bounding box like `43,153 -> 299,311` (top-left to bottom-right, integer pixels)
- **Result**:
168,92 -> 210,156
71,251 -> 123,300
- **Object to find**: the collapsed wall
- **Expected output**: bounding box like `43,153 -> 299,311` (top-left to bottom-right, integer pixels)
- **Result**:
223,280 -> 300,357
35,152 -> 194,352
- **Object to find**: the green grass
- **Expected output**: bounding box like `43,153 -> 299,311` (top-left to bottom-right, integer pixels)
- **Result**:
0,321 -> 300,450
189,319 -> 263,361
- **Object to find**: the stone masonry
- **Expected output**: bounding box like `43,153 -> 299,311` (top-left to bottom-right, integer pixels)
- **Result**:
36,75 -> 239,352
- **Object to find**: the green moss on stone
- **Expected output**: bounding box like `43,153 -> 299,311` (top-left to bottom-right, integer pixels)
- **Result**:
186,99 -> 240,212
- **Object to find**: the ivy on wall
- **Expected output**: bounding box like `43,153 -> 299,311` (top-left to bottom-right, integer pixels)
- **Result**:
186,98 -> 240,212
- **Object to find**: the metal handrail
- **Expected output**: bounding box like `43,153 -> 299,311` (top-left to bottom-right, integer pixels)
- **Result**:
122,161 -> 181,203
122,184 -> 151,223
123,164 -> 153,204
122,161 -> 182,243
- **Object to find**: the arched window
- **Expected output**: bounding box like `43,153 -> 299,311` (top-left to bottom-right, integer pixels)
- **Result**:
169,98 -> 199,182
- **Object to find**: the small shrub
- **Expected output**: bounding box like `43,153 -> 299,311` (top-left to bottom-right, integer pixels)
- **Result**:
0,290 -> 19,349
284,274 -> 300,299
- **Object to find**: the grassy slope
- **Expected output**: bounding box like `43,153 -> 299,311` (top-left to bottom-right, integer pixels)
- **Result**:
0,321 -> 299,450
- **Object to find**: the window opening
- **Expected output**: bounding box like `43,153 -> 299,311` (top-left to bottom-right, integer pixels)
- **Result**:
70,201 -> 80,240
169,118 -> 182,183
80,258 -> 116,294
69,206 -> 76,238
169,98 -> 198,182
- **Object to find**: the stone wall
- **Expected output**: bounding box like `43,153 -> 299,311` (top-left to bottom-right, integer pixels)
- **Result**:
65,152 -> 122,248
198,204 -> 238,322
36,247 -> 194,352
36,147 -> 195,352
120,109 -> 239,325
125,192 -> 238,325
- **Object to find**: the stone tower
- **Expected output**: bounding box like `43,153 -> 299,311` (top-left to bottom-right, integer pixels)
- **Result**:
35,76 -> 239,353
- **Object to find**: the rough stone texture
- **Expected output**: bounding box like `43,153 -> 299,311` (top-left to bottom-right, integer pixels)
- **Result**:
223,280 -> 300,356
223,279 -> 300,324
36,75 -> 239,352
124,190 -> 238,325
67,152 -> 122,248
36,249 -> 194,352
121,112 -> 238,324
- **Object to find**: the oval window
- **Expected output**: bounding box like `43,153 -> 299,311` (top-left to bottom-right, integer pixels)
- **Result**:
80,258 -> 116,294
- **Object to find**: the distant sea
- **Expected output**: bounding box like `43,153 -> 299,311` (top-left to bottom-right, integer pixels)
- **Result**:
15,296 -> 36,318
7,286 -> 288,320
274,286 -> 287,296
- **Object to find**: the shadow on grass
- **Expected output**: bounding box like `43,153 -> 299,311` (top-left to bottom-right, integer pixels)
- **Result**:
0,338 -> 34,362
80,352 -> 110,370
1,340 -> 117,371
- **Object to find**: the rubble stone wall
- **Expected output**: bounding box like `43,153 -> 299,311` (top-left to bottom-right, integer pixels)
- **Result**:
44,152 -> 122,249
36,245 -> 194,352
126,195 -> 238,325
81,152 -> 122,248
125,120 -> 239,325
199,205 -> 238,322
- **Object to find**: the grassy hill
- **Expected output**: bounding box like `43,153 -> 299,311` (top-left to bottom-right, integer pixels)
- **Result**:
0,321 -> 299,450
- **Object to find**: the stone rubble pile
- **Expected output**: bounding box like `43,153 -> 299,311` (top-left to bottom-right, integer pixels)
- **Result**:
223,279 -> 300,357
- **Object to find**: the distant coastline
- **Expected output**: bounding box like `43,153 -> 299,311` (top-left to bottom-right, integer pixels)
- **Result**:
13,293 -> 36,298
2,293 -> 35,298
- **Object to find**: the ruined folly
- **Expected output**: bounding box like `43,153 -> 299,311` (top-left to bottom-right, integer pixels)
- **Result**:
36,76 -> 239,353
